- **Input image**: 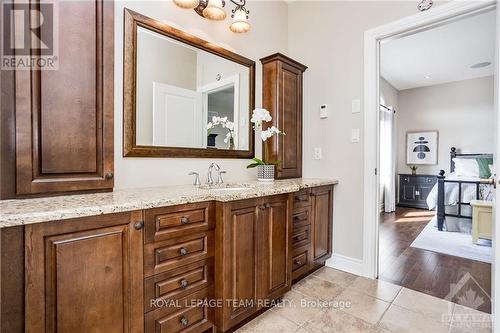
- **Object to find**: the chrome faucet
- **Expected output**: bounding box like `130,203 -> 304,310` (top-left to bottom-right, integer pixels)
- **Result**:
207,162 -> 221,185
188,172 -> 201,187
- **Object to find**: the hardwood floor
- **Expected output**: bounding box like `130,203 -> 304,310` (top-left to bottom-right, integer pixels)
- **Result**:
379,207 -> 492,313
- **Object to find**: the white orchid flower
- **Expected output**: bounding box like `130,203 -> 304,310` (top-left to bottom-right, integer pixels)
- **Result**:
251,108 -> 272,124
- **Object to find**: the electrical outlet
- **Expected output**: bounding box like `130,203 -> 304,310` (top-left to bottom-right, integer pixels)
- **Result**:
313,147 -> 322,160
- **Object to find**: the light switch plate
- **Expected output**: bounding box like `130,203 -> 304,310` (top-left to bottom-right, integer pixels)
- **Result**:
352,99 -> 361,113
313,147 -> 322,159
351,129 -> 360,143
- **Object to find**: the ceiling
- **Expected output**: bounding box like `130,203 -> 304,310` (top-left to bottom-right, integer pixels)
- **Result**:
380,10 -> 495,91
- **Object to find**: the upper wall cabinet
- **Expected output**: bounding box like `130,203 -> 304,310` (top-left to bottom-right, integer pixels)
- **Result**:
14,0 -> 114,196
261,53 -> 307,179
123,9 -> 255,158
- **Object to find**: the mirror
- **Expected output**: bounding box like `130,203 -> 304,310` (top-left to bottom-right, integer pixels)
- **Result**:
123,9 -> 255,158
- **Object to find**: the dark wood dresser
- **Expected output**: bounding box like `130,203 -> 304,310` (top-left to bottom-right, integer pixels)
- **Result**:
398,174 -> 437,209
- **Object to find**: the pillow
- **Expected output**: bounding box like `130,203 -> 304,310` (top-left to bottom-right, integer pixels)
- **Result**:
453,158 -> 479,177
476,158 -> 493,178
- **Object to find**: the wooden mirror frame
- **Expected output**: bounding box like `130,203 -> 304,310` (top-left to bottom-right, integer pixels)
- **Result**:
123,8 -> 255,158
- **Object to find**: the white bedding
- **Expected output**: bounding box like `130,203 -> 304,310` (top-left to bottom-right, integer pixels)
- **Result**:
426,172 -> 494,210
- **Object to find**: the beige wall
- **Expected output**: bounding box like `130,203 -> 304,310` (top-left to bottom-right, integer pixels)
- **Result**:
288,1 -> 429,260
114,0 -> 288,189
397,76 -> 495,175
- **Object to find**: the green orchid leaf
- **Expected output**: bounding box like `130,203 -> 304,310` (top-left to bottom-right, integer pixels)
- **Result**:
246,163 -> 261,169
252,157 -> 265,165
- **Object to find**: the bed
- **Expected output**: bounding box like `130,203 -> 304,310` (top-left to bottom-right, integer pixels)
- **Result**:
426,147 -> 495,231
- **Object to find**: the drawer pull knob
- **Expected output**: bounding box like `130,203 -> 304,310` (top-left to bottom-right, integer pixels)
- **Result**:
264,203 -> 271,208
105,172 -> 114,180
179,247 -> 188,256
296,196 -> 308,202
294,260 -> 302,265
180,279 -> 188,289
180,317 -> 189,327
133,221 -> 144,230
180,216 -> 190,224
259,205 -> 266,210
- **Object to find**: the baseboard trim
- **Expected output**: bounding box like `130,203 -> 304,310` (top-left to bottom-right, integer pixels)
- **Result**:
325,253 -> 364,277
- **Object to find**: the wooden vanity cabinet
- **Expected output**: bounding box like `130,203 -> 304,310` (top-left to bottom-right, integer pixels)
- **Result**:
24,211 -> 144,333
261,53 -> 307,179
12,0 -> 114,197
12,186 -> 332,333
214,194 -> 293,331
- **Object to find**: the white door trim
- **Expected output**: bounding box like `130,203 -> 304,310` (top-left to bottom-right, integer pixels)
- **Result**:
362,0 -> 496,277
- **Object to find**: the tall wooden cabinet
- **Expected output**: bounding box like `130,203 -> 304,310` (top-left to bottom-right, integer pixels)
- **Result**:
13,0 -> 114,196
261,53 -> 307,179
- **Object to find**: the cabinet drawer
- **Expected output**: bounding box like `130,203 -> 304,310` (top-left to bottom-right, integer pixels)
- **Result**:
292,245 -> 312,281
145,202 -> 214,243
425,177 -> 437,184
292,225 -> 311,249
144,232 -> 214,277
293,189 -> 312,208
145,259 -> 214,312
145,288 -> 213,333
292,206 -> 311,228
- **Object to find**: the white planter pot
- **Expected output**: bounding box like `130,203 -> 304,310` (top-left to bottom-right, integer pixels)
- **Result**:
257,165 -> 275,182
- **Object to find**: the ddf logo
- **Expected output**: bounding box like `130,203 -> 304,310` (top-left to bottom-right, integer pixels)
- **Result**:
1,1 -> 58,70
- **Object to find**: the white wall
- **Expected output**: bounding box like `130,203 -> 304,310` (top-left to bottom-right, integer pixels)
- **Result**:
115,0 -> 288,189
287,1 -> 429,261
397,76 -> 495,175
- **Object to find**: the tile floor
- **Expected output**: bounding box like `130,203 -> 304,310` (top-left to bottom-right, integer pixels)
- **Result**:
236,267 -> 492,333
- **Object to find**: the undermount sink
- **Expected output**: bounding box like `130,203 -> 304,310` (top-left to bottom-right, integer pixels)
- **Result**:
199,184 -> 252,192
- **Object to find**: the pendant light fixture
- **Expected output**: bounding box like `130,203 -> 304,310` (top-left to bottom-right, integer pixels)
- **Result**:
173,0 -> 200,9
230,0 -> 250,33
203,0 -> 226,20
174,0 -> 251,33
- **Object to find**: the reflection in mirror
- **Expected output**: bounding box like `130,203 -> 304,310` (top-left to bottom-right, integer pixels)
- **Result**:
135,26 -> 250,151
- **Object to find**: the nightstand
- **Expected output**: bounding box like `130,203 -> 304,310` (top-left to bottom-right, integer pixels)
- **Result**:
470,200 -> 493,244
398,174 -> 437,209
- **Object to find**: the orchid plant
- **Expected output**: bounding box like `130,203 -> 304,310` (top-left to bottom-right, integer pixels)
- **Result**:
247,108 -> 285,168
207,116 -> 235,149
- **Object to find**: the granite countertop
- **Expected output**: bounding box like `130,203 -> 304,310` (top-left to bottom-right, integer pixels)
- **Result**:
0,178 -> 338,228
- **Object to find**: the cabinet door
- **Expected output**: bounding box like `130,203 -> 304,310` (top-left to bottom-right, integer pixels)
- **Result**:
216,199 -> 260,331
417,184 -> 433,202
258,194 -> 292,301
25,212 -> 143,333
402,184 -> 417,201
311,186 -> 333,262
15,0 -> 114,195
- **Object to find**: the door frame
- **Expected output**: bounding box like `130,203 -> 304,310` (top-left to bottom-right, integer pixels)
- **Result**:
362,0 -> 497,315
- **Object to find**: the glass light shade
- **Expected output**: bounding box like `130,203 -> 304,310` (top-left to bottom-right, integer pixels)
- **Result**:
230,8 -> 250,33
203,0 -> 226,20
173,0 -> 200,9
